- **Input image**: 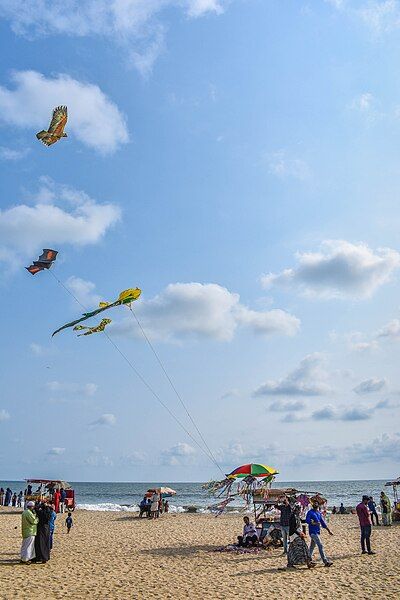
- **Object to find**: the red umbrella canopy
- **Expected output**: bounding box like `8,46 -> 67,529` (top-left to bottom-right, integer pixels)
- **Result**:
226,463 -> 278,479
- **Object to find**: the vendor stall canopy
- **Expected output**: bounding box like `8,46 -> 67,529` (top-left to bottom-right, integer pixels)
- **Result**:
226,463 -> 279,479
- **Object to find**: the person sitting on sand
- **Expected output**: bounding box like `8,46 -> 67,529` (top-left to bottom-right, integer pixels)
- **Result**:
305,502 -> 333,567
339,503 -> 346,514
287,505 -> 315,569
332,506 -> 337,514
356,495 -> 375,556
237,516 -> 258,547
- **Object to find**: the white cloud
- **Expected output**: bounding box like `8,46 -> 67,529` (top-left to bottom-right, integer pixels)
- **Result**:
113,282 -> 300,342
161,442 -> 196,465
254,353 -> 331,397
351,92 -> 374,112
120,451 -> 147,465
47,447 -> 65,456
262,240 -> 400,299
357,0 -> 400,35
220,389 -> 239,400
0,1 -> 229,74
0,146 -> 29,160
377,318 -> 400,340
265,150 -> 311,181
0,71 -> 128,154
85,446 -> 114,467
312,404 -> 372,421
353,377 -> 387,395
90,413 -> 116,427
0,177 -> 120,264
268,399 -> 306,412
30,342 -> 47,356
65,276 -> 101,308
0,409 -> 10,422
46,381 -> 98,396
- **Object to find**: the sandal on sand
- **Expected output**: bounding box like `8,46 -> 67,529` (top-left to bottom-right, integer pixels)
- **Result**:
324,561 -> 333,567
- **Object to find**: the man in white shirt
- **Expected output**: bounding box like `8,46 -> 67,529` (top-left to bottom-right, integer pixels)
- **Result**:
237,516 -> 258,547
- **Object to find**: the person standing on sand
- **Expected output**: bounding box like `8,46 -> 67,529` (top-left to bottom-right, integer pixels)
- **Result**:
380,492 -> 392,526
305,502 -> 333,567
0,488 -> 4,505
356,496 -> 375,555
49,504 -> 57,549
150,491 -> 159,519
20,501 -> 38,564
53,488 -> 61,514
368,497 -> 379,526
276,496 -> 292,554
286,505 -> 315,569
4,487 -> 12,506
33,502 -> 52,563
17,491 -> 23,508
66,512 -> 73,533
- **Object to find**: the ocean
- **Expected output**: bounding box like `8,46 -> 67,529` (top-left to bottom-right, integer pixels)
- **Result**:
0,479 -> 391,512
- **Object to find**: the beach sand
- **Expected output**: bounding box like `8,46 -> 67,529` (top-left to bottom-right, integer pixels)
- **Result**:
1,509 -> 399,599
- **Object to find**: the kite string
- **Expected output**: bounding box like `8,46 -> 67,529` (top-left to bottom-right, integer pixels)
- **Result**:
47,269 -> 221,470
128,306 -> 225,478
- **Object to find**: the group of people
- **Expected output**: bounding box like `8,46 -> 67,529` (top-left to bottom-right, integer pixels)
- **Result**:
0,487 -> 24,508
332,492 -> 392,527
237,489 -> 393,569
20,501 -> 74,564
139,492 -> 169,519
0,484 -> 70,514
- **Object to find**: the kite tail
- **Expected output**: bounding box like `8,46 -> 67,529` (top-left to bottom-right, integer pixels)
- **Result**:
36,131 -> 47,140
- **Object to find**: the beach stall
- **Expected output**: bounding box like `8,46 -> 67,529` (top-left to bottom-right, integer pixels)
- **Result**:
385,477 -> 400,521
25,479 -> 75,510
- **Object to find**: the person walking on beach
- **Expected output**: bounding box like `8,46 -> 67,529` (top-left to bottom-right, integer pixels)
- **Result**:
380,492 -> 392,526
305,502 -> 333,567
66,512 -> 73,533
20,501 -> 38,564
356,495 -> 375,555
368,497 -> 379,526
276,496 -> 292,554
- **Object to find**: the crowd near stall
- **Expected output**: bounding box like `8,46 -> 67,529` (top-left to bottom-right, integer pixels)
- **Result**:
205,464 -> 399,568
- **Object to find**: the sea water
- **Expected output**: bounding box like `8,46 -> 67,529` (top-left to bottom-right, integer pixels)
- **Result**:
0,479 -> 391,512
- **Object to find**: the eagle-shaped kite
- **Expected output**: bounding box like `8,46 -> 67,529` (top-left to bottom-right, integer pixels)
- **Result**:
26,249 -> 58,275
36,106 -> 68,146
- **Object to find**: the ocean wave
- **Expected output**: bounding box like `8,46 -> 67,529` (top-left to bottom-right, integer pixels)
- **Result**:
77,502 -> 186,513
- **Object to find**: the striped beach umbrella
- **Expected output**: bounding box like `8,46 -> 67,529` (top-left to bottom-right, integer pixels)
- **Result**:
226,463 -> 278,479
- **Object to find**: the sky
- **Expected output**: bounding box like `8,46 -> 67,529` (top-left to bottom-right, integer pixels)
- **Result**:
0,0 -> 400,483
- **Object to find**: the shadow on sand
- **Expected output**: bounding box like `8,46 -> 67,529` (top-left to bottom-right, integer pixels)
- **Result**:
141,544 -> 216,557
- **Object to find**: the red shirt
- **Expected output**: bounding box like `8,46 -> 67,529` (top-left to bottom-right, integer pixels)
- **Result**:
356,502 -> 371,527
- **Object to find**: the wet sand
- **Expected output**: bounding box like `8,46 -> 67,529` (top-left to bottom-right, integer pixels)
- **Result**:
1,509 -> 399,599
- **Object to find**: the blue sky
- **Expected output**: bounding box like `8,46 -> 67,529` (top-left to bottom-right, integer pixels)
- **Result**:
1,0 -> 400,482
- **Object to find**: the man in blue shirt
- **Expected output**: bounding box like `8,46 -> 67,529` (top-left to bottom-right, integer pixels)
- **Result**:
305,502 -> 333,567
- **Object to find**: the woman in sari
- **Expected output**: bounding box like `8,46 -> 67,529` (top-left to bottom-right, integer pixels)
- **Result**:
287,505 -> 315,569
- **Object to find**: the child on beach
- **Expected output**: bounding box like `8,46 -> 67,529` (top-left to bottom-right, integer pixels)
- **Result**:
65,512 -> 73,533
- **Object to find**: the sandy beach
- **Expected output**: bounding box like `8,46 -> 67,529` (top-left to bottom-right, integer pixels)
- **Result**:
1,509 -> 399,599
